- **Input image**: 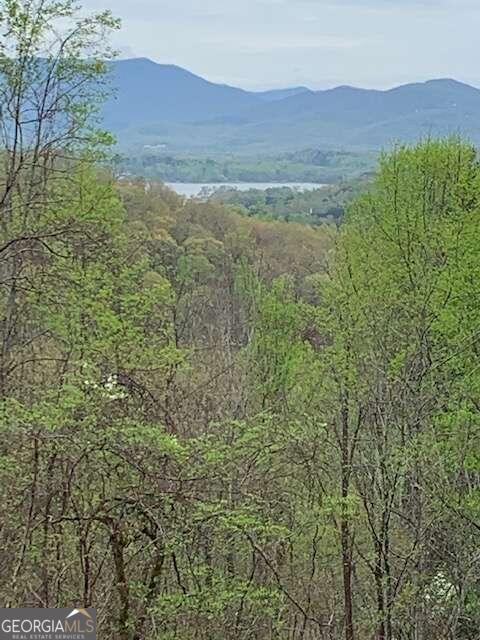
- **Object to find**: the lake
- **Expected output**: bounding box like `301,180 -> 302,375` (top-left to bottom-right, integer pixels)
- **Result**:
166,182 -> 327,198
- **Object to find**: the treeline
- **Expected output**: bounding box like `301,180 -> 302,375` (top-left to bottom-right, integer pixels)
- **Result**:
208,176 -> 371,224
118,149 -> 374,184
0,3 -> 479,640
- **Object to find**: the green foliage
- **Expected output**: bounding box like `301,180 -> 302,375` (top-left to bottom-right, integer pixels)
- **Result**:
319,137 -> 480,640
118,149 -> 375,185
0,0 -> 120,157
0,8 -> 479,637
208,176 -> 371,224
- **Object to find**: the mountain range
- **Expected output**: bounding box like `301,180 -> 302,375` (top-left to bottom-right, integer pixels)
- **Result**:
104,58 -> 480,153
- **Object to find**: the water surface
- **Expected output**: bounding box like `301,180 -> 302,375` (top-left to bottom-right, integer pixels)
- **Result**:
166,182 -> 327,198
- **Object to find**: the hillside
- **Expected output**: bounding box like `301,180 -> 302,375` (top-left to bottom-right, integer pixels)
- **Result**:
104,60 -> 480,153
103,58 -> 307,129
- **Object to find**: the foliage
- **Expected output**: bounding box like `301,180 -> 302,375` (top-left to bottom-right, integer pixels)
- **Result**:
0,4 -> 479,640
117,149 -> 375,185
208,175 -> 372,224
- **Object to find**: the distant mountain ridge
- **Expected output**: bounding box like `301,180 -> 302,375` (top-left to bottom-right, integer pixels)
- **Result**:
104,58 -> 260,128
104,59 -> 480,152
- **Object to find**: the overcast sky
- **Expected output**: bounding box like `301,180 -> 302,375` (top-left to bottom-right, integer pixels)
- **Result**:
84,0 -> 480,90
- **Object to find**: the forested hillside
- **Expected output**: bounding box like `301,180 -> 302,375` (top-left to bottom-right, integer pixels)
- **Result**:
207,176 -> 371,224
0,2 -> 479,640
104,58 -> 480,153
118,149 -> 375,184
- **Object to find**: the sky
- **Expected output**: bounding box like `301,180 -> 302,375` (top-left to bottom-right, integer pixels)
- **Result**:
83,0 -> 480,90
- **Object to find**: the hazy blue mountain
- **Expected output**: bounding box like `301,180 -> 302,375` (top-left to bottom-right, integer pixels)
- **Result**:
103,58 -> 260,127
103,58 -> 308,129
233,78 -> 480,125
105,59 -> 480,152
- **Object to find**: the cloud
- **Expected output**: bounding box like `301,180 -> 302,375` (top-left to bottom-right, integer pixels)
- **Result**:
81,0 -> 480,90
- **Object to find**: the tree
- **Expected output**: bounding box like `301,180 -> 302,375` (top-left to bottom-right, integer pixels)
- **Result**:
319,139 -> 480,640
0,0 -> 120,397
